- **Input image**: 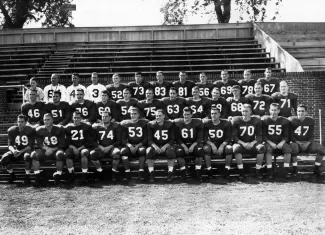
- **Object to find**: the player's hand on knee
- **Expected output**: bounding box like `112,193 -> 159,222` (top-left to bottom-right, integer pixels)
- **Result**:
217,145 -> 224,156
188,145 -> 195,153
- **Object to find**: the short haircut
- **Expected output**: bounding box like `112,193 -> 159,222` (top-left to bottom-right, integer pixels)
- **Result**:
73,111 -> 82,117
210,107 -> 220,113
30,77 -> 37,83
17,114 -> 27,122
221,70 -> 228,74
156,71 -> 164,76
156,109 -> 165,115
101,90 -> 108,96
53,91 -> 61,97
130,107 -> 140,114
254,82 -> 263,87
102,111 -> 111,117
183,106 -> 193,114
135,72 -> 142,76
123,87 -> 132,94
243,104 -> 252,111
265,68 -> 272,72
112,73 -> 120,78
44,113 -> 53,119
200,72 -> 207,76
297,104 -> 307,111
169,87 -> 177,93
192,86 -> 199,91
77,89 -> 84,94
146,87 -> 154,93
244,69 -> 251,74
91,72 -> 98,76
270,103 -> 279,109
212,87 -> 220,92
72,73 -> 79,77
179,71 -> 186,75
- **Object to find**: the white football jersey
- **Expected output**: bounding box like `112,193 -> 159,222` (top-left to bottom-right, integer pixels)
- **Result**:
43,84 -> 67,102
66,84 -> 87,104
86,83 -> 106,102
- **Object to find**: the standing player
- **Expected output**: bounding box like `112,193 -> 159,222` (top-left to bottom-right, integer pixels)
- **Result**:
1,115 -> 35,184
196,72 -> 214,98
226,85 -> 250,121
147,109 -> 176,182
21,89 -> 45,128
203,108 -> 233,179
94,90 -> 118,123
64,111 -> 93,183
44,91 -> 71,126
161,87 -> 186,120
213,70 -> 239,99
185,86 -> 211,119
31,113 -> 65,186
24,77 -> 44,102
128,72 -> 152,100
116,88 -> 138,121
232,104 -> 265,180
271,81 -> 298,117
257,68 -> 280,96
209,87 -> 228,119
245,82 -> 272,116
91,111 -> 122,181
289,104 -> 325,177
120,107 -> 148,181
151,71 -> 172,99
173,71 -> 195,98
43,74 -> 67,102
70,89 -> 96,124
137,88 -> 165,121
106,73 -> 128,102
262,103 -> 292,179
66,73 -> 87,104
174,107 -> 204,181
86,72 -> 106,103
238,69 -> 256,97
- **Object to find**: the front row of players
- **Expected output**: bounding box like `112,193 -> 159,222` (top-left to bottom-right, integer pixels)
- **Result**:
1,103 -> 324,185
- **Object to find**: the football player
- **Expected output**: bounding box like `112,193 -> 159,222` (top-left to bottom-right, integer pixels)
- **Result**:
21,89 -> 45,128
91,111 -> 122,181
238,69 -> 256,97
95,90 -> 118,123
271,81 -> 298,117
106,73 -> 128,102
120,107 -> 148,181
66,73 -> 87,104
24,77 -> 44,102
43,74 -> 67,102
70,89 -> 96,124
137,88 -> 164,121
172,71 -> 195,98
203,108 -> 233,179
262,103 -> 292,179
161,87 -> 186,120
151,71 -> 172,99
147,109 -> 176,182
64,111 -> 93,183
209,87 -> 228,119
226,85 -> 250,121
185,86 -> 211,119
213,70 -> 239,99
128,72 -> 152,100
232,104 -> 265,180
86,72 -> 106,102
174,107 -> 204,181
196,72 -> 214,98
44,91 -> 71,126
257,68 -> 280,96
31,113 -> 65,186
1,115 -> 35,184
245,82 -> 272,116
116,88 -> 139,121
289,104 -> 325,177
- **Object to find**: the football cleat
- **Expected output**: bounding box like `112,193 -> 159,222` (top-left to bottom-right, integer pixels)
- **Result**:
196,170 -> 202,181
112,171 -> 118,182
267,169 -> 274,179
122,171 -> 130,182
139,171 -> 145,181
314,167 -> 321,177
207,169 -> 213,180
167,171 -> 173,183
180,169 -> 187,180
23,175 -> 31,185
8,172 -> 17,184
238,169 -> 245,181
224,169 -> 230,180
95,171 -> 104,181
80,172 -> 88,183
53,172 -> 62,185
149,171 -> 155,183
34,173 -> 41,187
67,171 -> 75,184
292,166 -> 298,177
256,169 -> 263,179
284,168 -> 291,179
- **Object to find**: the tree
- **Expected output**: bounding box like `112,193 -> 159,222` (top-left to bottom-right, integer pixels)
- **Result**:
0,0 -> 74,29
161,0 -> 282,25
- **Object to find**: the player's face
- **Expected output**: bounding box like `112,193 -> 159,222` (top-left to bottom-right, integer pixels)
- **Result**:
91,74 -> 99,85
123,90 -> 131,99
51,75 -> 59,85
101,93 -> 108,102
200,74 -> 207,83
280,82 -> 289,94
270,106 -> 279,118
130,110 -> 139,121
254,85 -> 262,95
211,110 -> 220,121
221,71 -> 228,81
146,90 -> 154,100
232,88 -> 240,97
244,71 -> 251,80
156,73 -> 164,83
265,69 -> 272,78
77,91 -> 84,101
72,75 -> 79,85
155,111 -> 164,123
112,74 -> 120,84
73,114 -> 82,125
192,88 -> 200,98
30,80 -> 37,88
135,74 -> 142,84
183,111 -> 192,121
53,93 -> 61,103
297,107 -> 306,119
17,117 -> 26,129
211,89 -> 220,99
101,113 -> 111,124
43,115 -> 53,127
241,107 -> 251,118
29,92 -> 37,102
179,72 -> 186,83
169,90 -> 177,99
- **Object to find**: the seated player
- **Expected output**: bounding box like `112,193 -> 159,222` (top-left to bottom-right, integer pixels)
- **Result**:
151,71 -> 172,99
262,103 -> 292,179
203,108 -> 233,179
289,104 -> 325,177
173,71 -> 195,98
238,69 -> 256,97
120,107 -> 148,181
86,72 -> 106,103
66,73 -> 87,104
106,73 -> 128,102
21,89 -> 45,128
209,87 -> 228,119
116,88 -> 138,121
226,85 -> 250,121
43,74 -> 67,102
64,111 -> 93,184
95,90 -> 118,123
232,104 -> 265,180
44,91 -> 71,126
245,82 -> 272,116
257,68 -> 280,96
196,72 -> 214,98
174,107 -> 204,181
31,113 -> 65,186
91,111 -> 122,181
137,88 -> 164,121
161,87 -> 186,120
147,109 -> 176,182
213,70 -> 239,99
70,89 -> 96,124
24,77 -> 44,102
186,86 -> 211,119
271,81 -> 298,117
128,72 -> 152,100
0,115 -> 35,184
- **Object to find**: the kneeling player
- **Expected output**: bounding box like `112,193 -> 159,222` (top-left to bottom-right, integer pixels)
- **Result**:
91,111 -> 122,181
1,115 -> 35,184
147,109 -> 176,182
31,113 -> 65,186
203,108 -> 233,179
64,111 -> 93,183
289,104 -> 325,177
120,107 -> 148,181
232,104 -> 265,180
262,103 -> 292,179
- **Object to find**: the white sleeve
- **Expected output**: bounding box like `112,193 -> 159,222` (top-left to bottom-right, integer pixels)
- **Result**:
61,86 -> 67,102
43,86 -> 49,102
38,87 -> 45,101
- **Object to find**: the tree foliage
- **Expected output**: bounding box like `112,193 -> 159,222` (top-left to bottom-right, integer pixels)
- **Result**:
161,0 -> 282,25
0,0 -> 74,29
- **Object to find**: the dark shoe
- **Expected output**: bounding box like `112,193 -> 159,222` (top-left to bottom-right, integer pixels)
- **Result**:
67,171 -> 75,184
207,169 -> 213,179
112,171 -> 118,182
167,171 -> 173,183
53,172 -> 62,185
23,175 -> 31,185
95,171 -> 104,181
238,169 -> 245,181
8,172 -> 17,184
314,167 -> 321,177
122,171 -> 130,182
149,171 -> 155,183
292,166 -> 298,176
267,169 -> 274,179
180,169 -> 187,180
139,171 -> 145,181
34,173 -> 41,187
284,168 -> 291,179
224,168 -> 230,179
196,169 -> 202,181
80,172 -> 88,183
256,169 -> 263,179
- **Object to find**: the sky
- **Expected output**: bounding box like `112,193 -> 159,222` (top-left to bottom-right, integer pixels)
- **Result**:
25,0 -> 325,28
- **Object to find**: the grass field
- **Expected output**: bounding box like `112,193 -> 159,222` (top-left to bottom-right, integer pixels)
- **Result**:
1,175 -> 325,235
